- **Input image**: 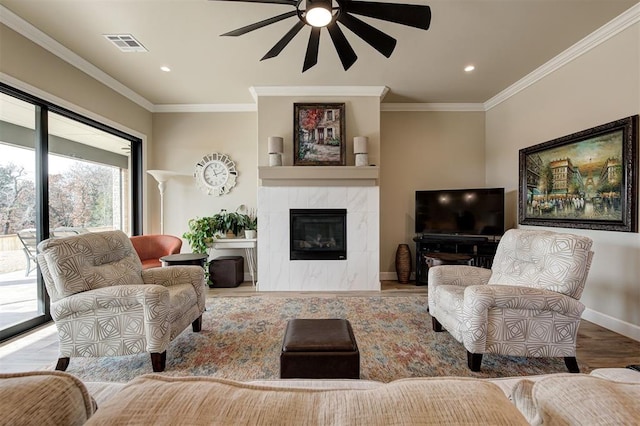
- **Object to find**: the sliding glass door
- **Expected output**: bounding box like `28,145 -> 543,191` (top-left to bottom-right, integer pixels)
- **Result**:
0,94 -> 39,336
0,85 -> 142,341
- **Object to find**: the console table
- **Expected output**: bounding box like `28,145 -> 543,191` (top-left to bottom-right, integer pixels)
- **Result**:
210,238 -> 257,287
413,235 -> 499,285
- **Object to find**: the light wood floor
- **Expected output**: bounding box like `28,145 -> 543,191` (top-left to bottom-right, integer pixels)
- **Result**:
1,281 -> 638,374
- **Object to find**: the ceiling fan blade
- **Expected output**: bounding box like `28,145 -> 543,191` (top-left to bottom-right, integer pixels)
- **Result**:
337,12 -> 396,57
261,20 -> 306,60
303,27 -> 321,72
209,0 -> 297,6
326,22 -> 357,71
221,11 -> 297,36
345,1 -> 431,30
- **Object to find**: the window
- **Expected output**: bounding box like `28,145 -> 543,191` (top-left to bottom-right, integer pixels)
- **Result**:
0,85 -> 142,341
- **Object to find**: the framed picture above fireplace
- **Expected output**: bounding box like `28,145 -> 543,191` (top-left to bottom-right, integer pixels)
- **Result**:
294,103 -> 346,166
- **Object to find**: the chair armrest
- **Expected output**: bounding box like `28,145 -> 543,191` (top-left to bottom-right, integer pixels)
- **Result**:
50,285 -> 170,321
428,265 -> 492,287
142,266 -> 206,312
428,266 -> 492,313
464,285 -> 585,317
142,265 -> 205,287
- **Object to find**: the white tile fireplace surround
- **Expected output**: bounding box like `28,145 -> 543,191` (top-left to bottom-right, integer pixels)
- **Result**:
257,171 -> 380,292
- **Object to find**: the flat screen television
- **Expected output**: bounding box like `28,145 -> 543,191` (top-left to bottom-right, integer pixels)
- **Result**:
415,188 -> 505,237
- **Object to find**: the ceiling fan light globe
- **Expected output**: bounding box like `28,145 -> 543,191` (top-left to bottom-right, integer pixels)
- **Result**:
306,7 -> 332,27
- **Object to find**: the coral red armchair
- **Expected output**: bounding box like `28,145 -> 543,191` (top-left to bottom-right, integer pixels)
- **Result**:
130,234 -> 182,269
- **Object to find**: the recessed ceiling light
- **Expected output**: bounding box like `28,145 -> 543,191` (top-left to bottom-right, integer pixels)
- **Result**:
160,66 -> 171,72
464,65 -> 475,72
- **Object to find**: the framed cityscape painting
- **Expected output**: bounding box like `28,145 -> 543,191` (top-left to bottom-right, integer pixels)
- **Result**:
519,115 -> 638,232
293,103 -> 346,166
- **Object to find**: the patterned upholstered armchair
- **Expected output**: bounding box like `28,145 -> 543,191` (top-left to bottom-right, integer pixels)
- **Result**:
37,230 -> 206,372
428,229 -> 594,373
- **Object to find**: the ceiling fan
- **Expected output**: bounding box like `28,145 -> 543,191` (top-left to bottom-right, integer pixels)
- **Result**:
210,0 -> 431,72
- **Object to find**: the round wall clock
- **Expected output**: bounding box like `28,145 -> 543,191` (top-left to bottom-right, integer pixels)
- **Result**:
194,152 -> 238,196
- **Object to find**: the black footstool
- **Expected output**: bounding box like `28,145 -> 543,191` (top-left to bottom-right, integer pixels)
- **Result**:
280,319 -> 359,379
209,256 -> 243,288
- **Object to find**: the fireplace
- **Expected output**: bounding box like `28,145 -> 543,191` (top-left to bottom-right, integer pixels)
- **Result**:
290,209 -> 347,260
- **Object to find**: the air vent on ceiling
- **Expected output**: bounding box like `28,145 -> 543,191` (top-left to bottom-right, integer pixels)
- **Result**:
103,34 -> 147,52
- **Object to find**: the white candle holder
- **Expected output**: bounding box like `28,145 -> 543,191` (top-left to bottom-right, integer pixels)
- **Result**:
268,136 -> 284,166
269,153 -> 283,166
354,136 -> 369,167
355,153 -> 369,167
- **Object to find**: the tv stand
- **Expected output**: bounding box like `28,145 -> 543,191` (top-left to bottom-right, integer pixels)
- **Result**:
413,235 -> 499,285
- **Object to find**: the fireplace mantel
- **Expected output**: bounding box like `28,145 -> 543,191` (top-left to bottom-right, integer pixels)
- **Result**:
258,166 -> 379,187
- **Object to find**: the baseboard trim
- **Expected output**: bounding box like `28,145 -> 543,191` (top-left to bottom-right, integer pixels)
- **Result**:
380,272 -> 416,282
582,308 -> 640,342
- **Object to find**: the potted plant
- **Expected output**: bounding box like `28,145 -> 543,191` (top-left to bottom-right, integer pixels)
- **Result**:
215,209 -> 245,238
244,208 -> 257,239
183,207 -> 247,251
183,216 -> 222,287
182,216 -> 221,255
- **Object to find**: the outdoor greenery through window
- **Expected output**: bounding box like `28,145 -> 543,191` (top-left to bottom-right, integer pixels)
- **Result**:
0,145 -> 123,233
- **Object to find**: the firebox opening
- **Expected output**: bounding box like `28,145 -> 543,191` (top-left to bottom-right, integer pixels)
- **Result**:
290,209 -> 347,260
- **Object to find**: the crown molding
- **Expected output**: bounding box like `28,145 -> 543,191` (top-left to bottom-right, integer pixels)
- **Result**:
249,86 -> 389,102
0,5 -> 155,112
4,2 -> 637,115
485,3 -> 640,111
381,103 -> 485,112
153,104 -> 257,113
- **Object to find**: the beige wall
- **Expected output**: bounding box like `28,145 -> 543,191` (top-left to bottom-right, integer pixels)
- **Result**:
0,25 -> 151,139
380,111 -> 486,274
485,23 -> 640,336
256,96 -> 380,166
151,112 -> 258,239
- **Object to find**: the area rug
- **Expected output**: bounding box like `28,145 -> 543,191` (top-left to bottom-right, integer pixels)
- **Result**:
57,295 -> 585,382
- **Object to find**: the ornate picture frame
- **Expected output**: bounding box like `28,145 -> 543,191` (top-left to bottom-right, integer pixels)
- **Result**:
293,103 -> 346,166
519,115 -> 638,232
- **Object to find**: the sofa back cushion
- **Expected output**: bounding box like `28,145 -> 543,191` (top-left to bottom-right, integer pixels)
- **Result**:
488,229 -> 593,299
37,230 -> 143,300
85,375 -> 528,425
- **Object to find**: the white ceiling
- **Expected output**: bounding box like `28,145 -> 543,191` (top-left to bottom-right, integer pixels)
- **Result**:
0,0 -> 637,108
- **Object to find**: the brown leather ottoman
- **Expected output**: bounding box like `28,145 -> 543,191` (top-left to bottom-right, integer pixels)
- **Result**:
280,319 -> 359,379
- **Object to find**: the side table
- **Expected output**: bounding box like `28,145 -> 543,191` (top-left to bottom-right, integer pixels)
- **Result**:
160,253 -> 208,267
210,238 -> 257,287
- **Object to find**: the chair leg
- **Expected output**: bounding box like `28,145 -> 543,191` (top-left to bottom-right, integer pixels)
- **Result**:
55,357 -> 70,371
151,351 -> 167,372
192,315 -> 202,332
564,356 -> 580,373
467,351 -> 482,372
432,317 -> 443,332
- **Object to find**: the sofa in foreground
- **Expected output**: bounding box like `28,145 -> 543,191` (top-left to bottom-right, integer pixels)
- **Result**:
1,368 -> 639,425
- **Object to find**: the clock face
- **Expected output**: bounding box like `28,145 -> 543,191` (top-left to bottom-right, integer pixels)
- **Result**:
203,161 -> 229,187
194,153 -> 237,196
